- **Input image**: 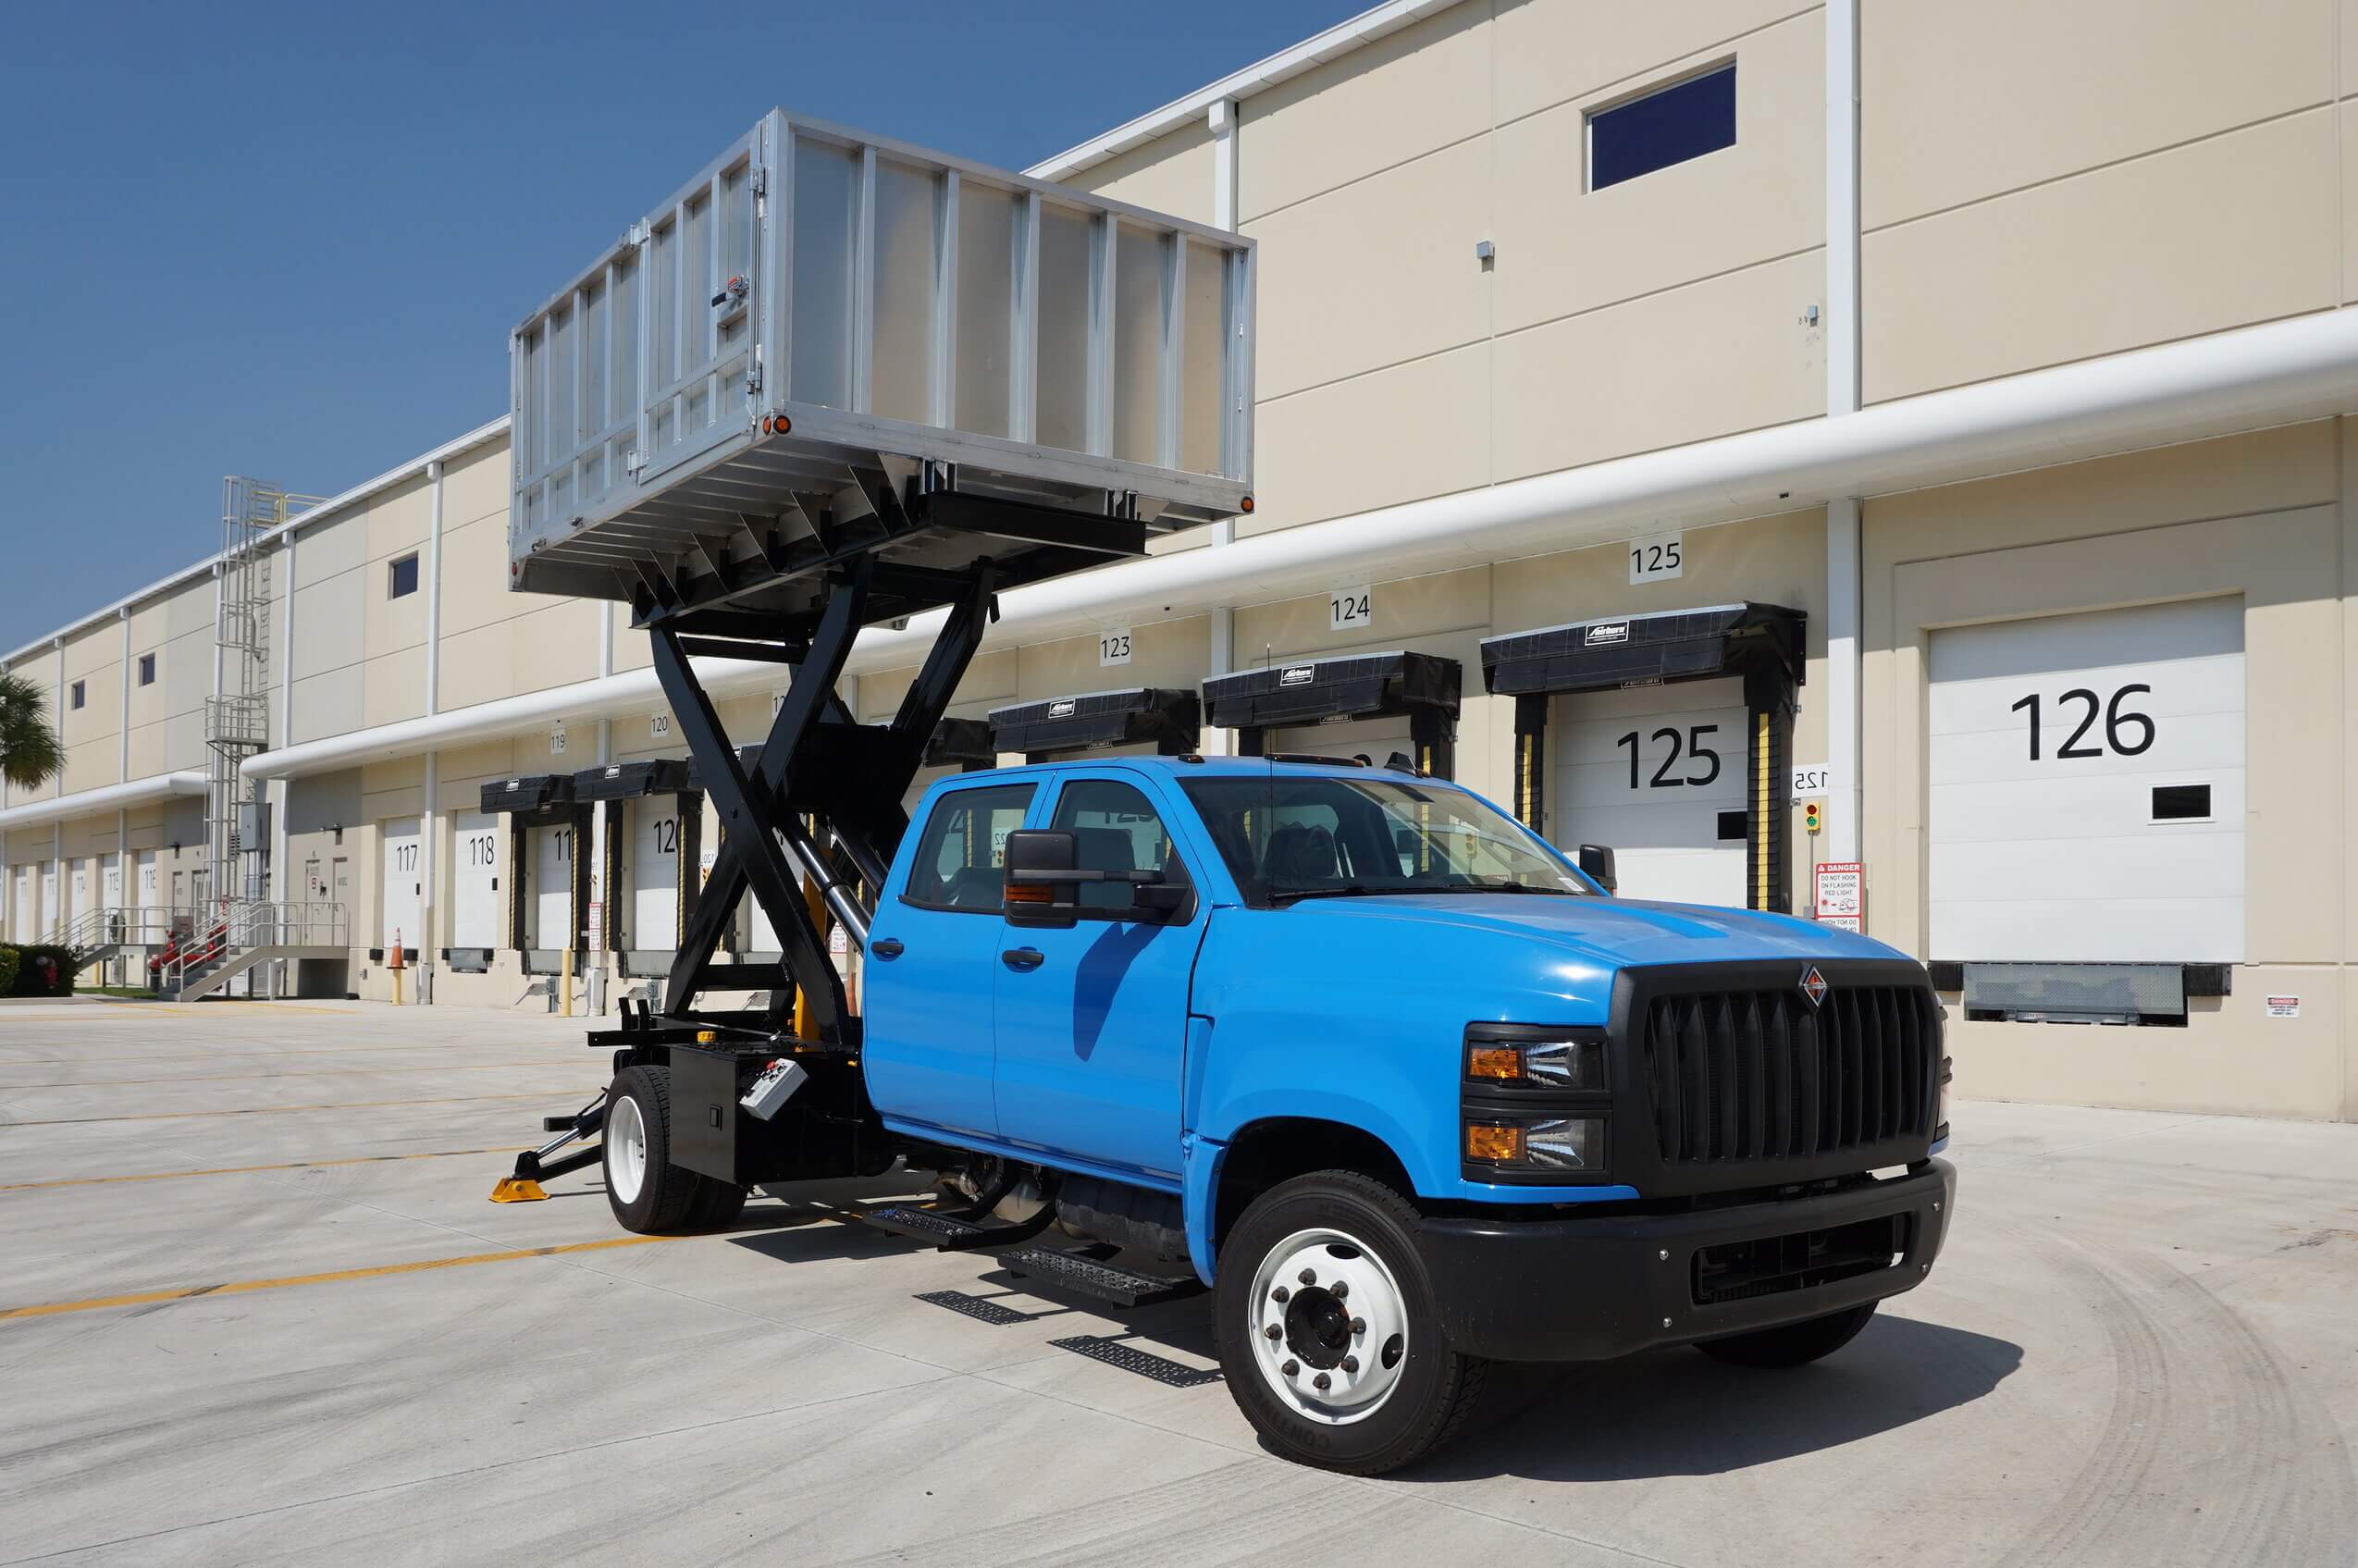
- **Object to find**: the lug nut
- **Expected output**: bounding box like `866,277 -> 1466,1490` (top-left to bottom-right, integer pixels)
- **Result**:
1658,1249 -> 1670,1262
1282,1359 -> 1300,1377
1265,1324 -> 1282,1340
1661,1316 -> 1673,1329
1331,1280 -> 1348,1300
1312,1372 -> 1331,1390
1350,1316 -> 1366,1335
1299,1268 -> 1316,1286
1272,1286 -> 1290,1303
1341,1355 -> 1359,1374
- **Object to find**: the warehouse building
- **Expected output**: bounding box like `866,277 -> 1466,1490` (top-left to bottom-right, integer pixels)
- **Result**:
7,0 -> 2358,1120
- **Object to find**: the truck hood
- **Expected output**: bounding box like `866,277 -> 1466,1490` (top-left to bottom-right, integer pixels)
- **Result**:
1282,893 -> 1905,969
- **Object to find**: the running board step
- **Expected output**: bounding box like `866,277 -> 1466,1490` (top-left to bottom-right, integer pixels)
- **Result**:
862,1204 -> 991,1249
994,1245 -> 1204,1308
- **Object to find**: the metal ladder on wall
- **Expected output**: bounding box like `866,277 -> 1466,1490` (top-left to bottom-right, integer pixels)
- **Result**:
207,478 -> 323,994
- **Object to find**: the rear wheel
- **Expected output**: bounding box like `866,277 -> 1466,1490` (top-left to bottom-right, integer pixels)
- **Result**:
1696,1303 -> 1878,1367
602,1066 -> 700,1233
1215,1170 -> 1488,1475
685,1176 -> 747,1229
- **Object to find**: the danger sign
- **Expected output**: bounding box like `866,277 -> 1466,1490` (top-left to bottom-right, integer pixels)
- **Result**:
1814,862 -> 1864,926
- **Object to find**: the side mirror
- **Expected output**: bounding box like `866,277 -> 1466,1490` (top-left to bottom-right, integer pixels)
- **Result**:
1004,829 -> 1191,925
1576,843 -> 1618,895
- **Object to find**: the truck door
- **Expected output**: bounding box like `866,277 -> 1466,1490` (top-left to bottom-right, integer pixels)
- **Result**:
862,780 -> 1036,1142
991,773 -> 1198,1181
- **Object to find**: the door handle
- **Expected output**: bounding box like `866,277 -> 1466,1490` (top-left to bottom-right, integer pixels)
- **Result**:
1000,946 -> 1044,971
870,938 -> 904,959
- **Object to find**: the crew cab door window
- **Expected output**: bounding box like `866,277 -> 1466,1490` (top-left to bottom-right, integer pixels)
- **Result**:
993,776 -> 1196,1179
863,781 -> 1037,1141
901,783 -> 1032,912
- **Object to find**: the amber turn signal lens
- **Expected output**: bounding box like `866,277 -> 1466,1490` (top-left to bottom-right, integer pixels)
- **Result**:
1464,1122 -> 1524,1163
1005,882 -> 1051,905
1467,1045 -> 1524,1080
1240,495 -> 1255,512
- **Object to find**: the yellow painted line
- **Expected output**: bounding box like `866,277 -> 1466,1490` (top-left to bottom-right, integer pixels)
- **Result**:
0,1235 -> 674,1322
0,1144 -> 535,1192
5,1061 -> 576,1090
10,1091 -> 586,1127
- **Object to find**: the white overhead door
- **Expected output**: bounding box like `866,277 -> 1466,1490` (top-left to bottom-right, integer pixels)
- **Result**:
40,866 -> 57,937
1929,598 -> 2244,962
629,799 -> 682,950
134,850 -> 157,918
11,866 -> 32,941
451,810 -> 501,949
1553,678 -> 1747,907
100,853 -> 120,910
530,823 -> 574,950
380,816 -> 423,952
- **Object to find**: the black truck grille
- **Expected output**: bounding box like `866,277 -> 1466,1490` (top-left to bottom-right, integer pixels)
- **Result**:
1638,983 -> 1938,1168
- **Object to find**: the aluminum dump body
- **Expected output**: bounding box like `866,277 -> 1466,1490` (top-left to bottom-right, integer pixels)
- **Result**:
510,110 -> 1254,608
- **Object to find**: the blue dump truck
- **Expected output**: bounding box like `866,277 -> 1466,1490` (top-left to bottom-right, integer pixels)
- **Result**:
496,113 -> 1952,1474
550,752 -> 1954,1474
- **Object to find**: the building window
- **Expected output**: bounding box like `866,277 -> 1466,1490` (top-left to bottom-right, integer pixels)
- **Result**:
69,680 -> 84,710
1588,62 -> 1736,191
137,653 -> 155,686
389,553 -> 420,599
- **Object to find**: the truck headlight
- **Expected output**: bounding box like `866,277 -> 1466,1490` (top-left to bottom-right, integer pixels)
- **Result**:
1463,1028 -> 1606,1091
1464,1116 -> 1605,1173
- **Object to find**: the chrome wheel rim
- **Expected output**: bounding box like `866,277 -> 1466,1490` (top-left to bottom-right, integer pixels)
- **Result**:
1245,1226 -> 1410,1426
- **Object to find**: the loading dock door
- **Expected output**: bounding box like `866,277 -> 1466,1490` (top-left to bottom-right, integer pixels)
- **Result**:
451,809 -> 500,949
1929,598 -> 2244,962
629,798 -> 682,951
1553,677 -> 1748,906
379,817 -> 422,952
1270,716 -> 1414,768
11,866 -> 31,940
531,823 -> 574,949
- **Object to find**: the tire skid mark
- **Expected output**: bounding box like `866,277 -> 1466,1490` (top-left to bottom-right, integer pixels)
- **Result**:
1995,1224 -> 2356,1567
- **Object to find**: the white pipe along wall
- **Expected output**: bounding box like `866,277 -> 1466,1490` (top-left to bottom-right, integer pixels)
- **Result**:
243,307 -> 2358,786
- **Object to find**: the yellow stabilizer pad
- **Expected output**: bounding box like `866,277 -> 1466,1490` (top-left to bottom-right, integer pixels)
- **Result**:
488,1178 -> 549,1204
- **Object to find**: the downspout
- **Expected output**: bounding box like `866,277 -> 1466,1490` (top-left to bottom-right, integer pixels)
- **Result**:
420,460 -> 444,1000
1202,95 -> 1241,755
1821,0 -> 1865,877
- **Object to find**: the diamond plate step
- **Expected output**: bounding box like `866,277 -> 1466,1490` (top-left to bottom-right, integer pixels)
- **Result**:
994,1246 -> 1205,1308
861,1204 -> 988,1247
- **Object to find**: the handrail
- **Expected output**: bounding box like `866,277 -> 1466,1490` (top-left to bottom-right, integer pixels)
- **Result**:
154,901 -> 349,994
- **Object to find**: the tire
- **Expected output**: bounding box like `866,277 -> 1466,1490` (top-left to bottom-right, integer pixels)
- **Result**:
1696,1302 -> 1878,1368
602,1065 -> 701,1233
1214,1169 -> 1488,1475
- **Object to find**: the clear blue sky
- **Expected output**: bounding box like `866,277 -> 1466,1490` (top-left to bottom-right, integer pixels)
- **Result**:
0,0 -> 1364,639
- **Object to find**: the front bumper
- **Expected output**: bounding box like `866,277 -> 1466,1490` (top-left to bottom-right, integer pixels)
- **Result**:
1420,1158 -> 1955,1361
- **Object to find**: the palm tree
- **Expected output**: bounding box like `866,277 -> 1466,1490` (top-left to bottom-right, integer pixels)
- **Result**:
0,671 -> 63,791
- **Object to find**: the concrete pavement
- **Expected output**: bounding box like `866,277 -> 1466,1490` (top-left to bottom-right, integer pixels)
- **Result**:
2,1000 -> 2354,1564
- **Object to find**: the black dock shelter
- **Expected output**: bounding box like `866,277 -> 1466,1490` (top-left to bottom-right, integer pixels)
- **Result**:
987,686 -> 1201,763
1480,602 -> 1805,913
481,772 -> 591,969
1200,651 -> 1461,776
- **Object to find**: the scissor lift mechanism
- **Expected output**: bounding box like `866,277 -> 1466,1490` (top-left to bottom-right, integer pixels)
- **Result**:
495,470 -> 1157,1199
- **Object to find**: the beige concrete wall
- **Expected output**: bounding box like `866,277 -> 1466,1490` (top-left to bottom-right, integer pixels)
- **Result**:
1861,0 -> 2342,401
1861,421 -> 2354,1118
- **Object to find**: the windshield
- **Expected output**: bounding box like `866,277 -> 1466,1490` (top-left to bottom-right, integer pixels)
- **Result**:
1180,774 -> 1593,906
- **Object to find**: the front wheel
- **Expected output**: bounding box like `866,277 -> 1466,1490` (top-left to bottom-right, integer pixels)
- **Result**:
1215,1170 -> 1488,1475
1696,1302 -> 1877,1367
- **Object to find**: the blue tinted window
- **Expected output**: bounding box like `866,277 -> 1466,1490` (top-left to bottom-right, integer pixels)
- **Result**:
1589,64 -> 1735,191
